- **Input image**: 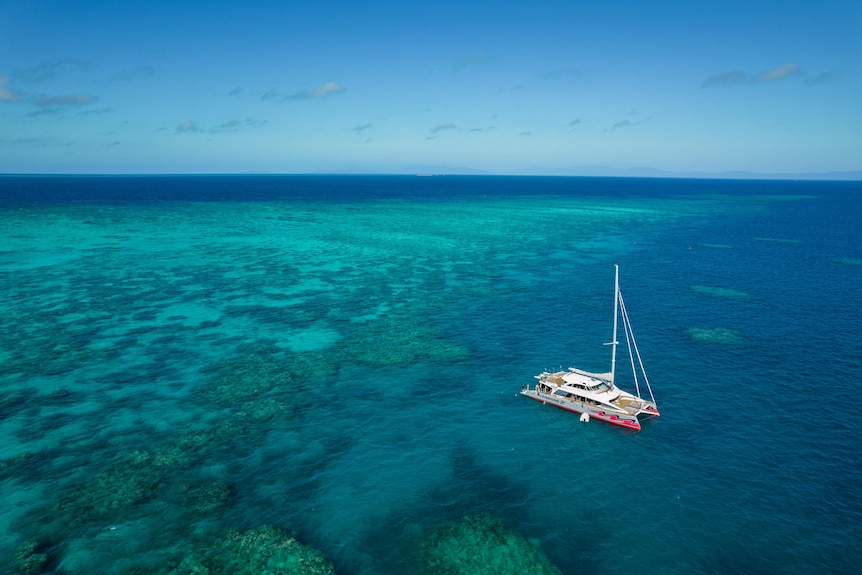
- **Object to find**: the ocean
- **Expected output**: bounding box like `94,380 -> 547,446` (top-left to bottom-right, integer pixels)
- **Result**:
1,175 -> 860,575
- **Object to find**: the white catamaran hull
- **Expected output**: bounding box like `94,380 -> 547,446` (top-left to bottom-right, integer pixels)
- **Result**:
520,387 -> 645,430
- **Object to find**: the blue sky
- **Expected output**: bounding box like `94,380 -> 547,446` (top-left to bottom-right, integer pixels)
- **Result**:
1,0 -> 860,175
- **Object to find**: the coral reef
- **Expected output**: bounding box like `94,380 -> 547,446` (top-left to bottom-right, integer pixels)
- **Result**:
54,347 -> 304,526
346,319 -> 469,365
422,514 -> 562,575
56,449 -> 165,522
199,348 -> 294,406
137,525 -> 334,575
12,539 -> 47,575
54,425 -> 231,525
179,481 -> 232,514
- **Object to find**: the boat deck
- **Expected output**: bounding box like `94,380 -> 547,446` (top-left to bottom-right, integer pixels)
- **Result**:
611,396 -> 651,414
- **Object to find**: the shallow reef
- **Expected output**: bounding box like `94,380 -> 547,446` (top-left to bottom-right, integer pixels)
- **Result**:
833,256 -> 862,266
345,318 -> 470,365
178,481 -> 233,514
55,448 -> 170,524
12,540 -> 47,575
690,285 -> 751,300
139,525 -> 334,575
51,350 -> 294,528
199,345 -> 295,406
422,514 -> 562,575
18,346 -> 331,570
687,327 -> 748,345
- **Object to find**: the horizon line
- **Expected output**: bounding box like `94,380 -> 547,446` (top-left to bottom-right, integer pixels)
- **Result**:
1,171 -> 861,182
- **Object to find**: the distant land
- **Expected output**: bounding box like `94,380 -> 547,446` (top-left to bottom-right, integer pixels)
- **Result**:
319,164 -> 862,181
511,165 -> 862,181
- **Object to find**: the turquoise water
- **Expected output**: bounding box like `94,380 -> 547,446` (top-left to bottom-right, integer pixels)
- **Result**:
1,176 -> 861,574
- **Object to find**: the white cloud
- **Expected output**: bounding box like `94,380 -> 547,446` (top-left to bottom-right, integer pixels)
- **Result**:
608,114 -> 650,131
453,51 -> 486,72
260,87 -> 280,101
430,122 -> 456,134
173,118 -> 265,134
0,76 -> 24,101
804,71 -> 836,86
2,65 -> 103,113
175,120 -> 202,134
755,63 -> 800,82
312,81 -> 345,98
209,118 -> 266,132
25,92 -> 99,116
703,70 -> 748,87
425,122 -> 457,140
703,63 -> 802,87
284,81 -> 346,100
31,93 -> 97,108
214,120 -> 243,131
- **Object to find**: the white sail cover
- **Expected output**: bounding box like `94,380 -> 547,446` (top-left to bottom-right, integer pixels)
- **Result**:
567,367 -> 614,383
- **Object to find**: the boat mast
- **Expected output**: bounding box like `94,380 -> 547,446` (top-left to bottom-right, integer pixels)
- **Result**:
609,264 -> 619,383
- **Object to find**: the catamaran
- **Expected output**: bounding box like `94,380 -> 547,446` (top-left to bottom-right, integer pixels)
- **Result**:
521,265 -> 659,430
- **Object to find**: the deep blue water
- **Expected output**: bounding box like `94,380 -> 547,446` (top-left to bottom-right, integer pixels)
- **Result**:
1,175 -> 860,574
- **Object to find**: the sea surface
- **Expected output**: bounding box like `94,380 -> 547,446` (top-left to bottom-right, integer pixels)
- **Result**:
1,175 -> 860,575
